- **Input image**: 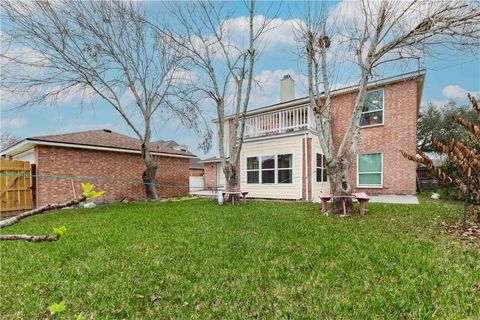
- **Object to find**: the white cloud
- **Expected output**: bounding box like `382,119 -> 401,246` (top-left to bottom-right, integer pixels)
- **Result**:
249,68 -> 308,108
224,16 -> 302,54
0,117 -> 27,129
330,0 -> 429,33
442,85 -> 479,101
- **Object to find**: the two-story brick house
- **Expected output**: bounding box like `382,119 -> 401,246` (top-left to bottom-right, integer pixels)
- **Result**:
203,70 -> 425,200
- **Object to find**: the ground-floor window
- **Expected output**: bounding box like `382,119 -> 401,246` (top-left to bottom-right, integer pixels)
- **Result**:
277,154 -> 292,184
357,153 -> 383,187
316,153 -> 327,182
247,157 -> 259,183
261,156 -> 275,183
246,154 -> 293,184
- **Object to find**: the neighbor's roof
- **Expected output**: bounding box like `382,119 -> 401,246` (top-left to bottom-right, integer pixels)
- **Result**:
219,70 -> 426,122
1,129 -> 195,158
154,139 -> 181,149
199,157 -> 222,163
189,157 -> 204,169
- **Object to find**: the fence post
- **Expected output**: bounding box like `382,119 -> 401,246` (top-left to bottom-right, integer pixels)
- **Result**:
463,174 -> 471,231
31,164 -> 37,209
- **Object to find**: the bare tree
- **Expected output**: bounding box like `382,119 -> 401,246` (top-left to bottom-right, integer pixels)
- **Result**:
0,130 -> 22,151
295,0 -> 480,212
165,0 -> 277,202
1,0 -> 210,199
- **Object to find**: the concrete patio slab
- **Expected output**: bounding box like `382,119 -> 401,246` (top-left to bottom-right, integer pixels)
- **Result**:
189,191 -> 419,204
368,195 -> 419,204
190,190 -> 216,197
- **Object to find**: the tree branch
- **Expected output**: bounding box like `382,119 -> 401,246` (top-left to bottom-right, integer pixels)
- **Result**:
0,234 -> 60,242
0,196 -> 86,229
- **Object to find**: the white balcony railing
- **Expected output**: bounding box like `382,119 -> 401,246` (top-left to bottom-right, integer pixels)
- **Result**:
244,105 -> 315,139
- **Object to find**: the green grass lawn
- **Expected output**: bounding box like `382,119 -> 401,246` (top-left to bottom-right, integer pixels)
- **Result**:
1,197 -> 479,319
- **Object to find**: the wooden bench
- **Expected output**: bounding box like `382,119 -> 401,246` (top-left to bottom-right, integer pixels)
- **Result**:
221,191 -> 249,204
319,193 -> 370,216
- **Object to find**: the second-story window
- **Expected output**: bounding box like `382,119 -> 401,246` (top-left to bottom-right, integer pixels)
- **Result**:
360,89 -> 384,127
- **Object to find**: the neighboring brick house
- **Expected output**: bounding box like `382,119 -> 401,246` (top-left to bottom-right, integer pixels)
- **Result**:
201,158 -> 225,190
189,158 -> 204,177
205,70 -> 425,199
1,129 -> 195,206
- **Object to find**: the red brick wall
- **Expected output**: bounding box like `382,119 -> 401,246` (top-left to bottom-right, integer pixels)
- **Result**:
302,138 -> 313,200
34,145 -> 190,206
203,163 -> 218,189
330,79 -> 419,195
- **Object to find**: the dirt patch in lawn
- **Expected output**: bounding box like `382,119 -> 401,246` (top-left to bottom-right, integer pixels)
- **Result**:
442,221 -> 480,242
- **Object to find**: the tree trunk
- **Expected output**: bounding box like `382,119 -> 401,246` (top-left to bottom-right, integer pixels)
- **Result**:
141,144 -> 158,200
225,163 -> 240,204
328,158 -> 354,214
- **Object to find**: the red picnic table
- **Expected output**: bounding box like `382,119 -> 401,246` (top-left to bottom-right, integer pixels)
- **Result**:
319,192 -> 370,216
221,191 -> 249,204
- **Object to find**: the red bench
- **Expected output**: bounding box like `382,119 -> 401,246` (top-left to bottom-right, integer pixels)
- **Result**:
352,192 -> 370,217
319,192 -> 370,216
222,191 -> 249,204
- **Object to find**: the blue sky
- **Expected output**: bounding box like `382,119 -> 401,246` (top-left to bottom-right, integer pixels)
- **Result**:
1,1 -> 479,158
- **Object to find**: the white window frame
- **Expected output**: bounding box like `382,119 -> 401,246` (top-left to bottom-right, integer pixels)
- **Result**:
245,153 -> 294,185
277,154 -> 293,184
246,157 -> 260,184
261,155 -> 276,184
316,153 -> 328,183
357,152 -> 383,188
360,89 -> 384,128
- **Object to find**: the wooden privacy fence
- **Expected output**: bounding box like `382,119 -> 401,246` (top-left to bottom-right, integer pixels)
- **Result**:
0,160 -> 33,214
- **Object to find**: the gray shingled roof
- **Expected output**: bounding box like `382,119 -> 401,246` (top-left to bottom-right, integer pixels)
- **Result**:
28,129 -> 194,156
189,157 -> 204,169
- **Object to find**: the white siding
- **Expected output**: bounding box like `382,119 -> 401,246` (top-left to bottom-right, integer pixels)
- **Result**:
12,148 -> 35,164
240,135 -> 304,199
311,137 -> 330,196
217,163 -> 226,189
189,176 -> 204,192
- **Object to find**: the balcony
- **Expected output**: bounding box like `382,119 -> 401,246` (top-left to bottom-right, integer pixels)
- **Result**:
244,105 -> 315,139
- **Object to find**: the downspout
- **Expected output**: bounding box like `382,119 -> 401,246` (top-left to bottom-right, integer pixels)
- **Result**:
304,133 -> 309,201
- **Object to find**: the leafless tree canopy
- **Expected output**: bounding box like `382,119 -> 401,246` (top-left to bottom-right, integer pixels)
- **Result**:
1,0 -> 212,199
294,0 -> 480,210
0,130 -> 22,151
165,0 -> 278,198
